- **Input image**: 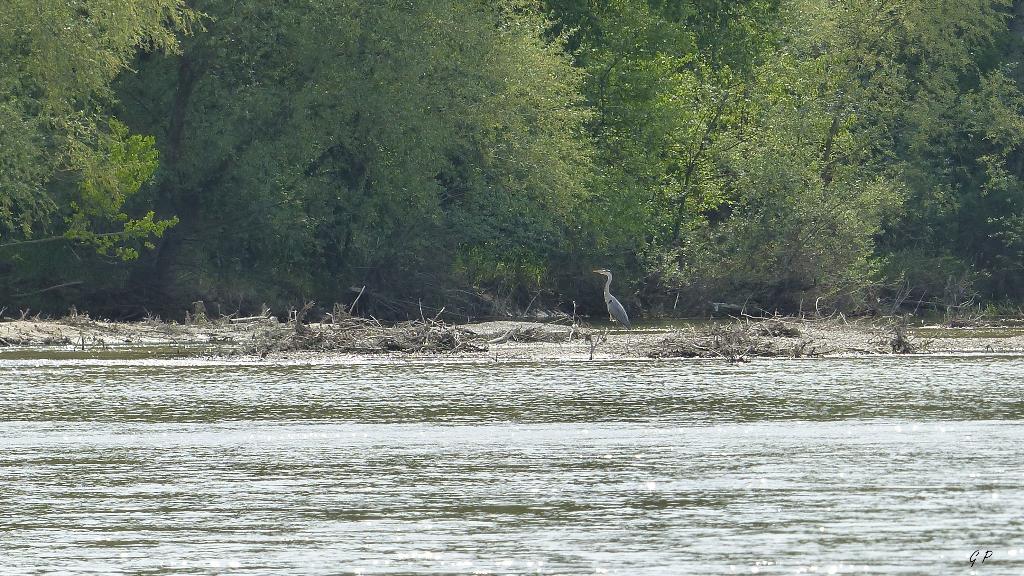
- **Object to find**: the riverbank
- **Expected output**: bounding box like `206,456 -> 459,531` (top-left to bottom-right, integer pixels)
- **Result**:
3,314 -> 1024,360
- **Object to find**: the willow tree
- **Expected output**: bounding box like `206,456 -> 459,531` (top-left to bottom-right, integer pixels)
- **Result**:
873,0 -> 1024,301
115,0 -> 592,315
541,0 -> 781,310
702,0 -> 1024,310
0,1 -> 197,306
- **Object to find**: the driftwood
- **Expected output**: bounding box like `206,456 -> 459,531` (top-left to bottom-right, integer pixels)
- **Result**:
649,319 -> 817,361
293,301 -> 314,335
485,325 -> 573,344
880,316 -> 920,354
229,314 -> 273,324
243,312 -> 490,358
350,285 -> 366,314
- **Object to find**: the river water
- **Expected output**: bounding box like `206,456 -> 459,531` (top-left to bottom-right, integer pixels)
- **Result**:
1,352 -> 1022,574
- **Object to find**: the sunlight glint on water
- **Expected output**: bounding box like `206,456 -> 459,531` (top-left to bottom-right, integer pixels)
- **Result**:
1,354 -> 1023,574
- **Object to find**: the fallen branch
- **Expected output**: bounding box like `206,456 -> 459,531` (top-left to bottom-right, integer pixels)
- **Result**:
229,314 -> 272,324
13,281 -> 85,298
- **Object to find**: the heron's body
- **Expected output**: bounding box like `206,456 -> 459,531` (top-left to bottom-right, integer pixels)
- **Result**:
593,269 -> 631,328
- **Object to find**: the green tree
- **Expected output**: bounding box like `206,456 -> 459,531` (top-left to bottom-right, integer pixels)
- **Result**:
542,0 -> 781,311
117,0 -> 592,315
876,0 -> 1024,302
0,0 -> 197,256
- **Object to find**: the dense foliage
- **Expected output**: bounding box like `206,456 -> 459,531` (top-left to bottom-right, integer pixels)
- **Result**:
3,0 -> 1024,320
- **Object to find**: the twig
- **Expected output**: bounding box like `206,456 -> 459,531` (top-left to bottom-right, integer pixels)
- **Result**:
523,292 -> 540,317
351,285 -> 366,314
589,328 -> 608,360
431,306 -> 446,323
0,231 -> 129,250
294,301 -> 314,335
13,281 -> 84,298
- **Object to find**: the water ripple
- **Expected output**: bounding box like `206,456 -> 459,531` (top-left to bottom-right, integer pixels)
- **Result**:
1,355 -> 1023,574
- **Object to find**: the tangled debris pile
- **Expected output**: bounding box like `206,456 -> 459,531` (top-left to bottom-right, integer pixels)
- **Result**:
239,304 -> 599,357
648,319 -> 820,361
0,307 -> 191,348
0,303 -> 984,359
753,318 -> 804,338
243,304 -> 489,357
0,333 -> 61,347
879,315 -> 921,354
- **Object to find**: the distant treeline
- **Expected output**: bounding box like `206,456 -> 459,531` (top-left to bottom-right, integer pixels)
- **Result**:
3,0 -> 1024,320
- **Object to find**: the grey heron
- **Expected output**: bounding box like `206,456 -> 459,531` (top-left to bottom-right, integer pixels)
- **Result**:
593,268 -> 631,328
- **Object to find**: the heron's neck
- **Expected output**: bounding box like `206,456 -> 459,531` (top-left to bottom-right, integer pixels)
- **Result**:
603,273 -> 612,299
